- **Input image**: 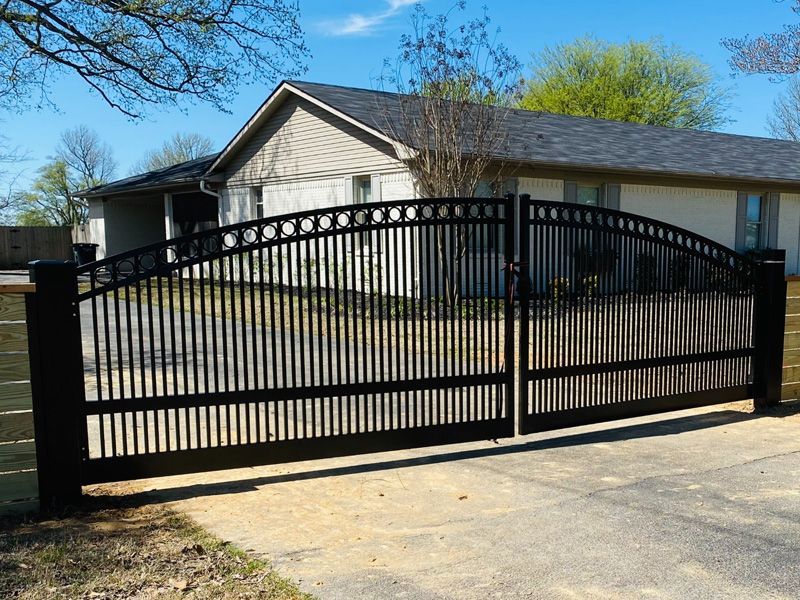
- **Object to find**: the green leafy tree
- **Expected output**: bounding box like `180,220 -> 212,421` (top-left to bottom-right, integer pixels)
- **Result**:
131,132 -> 216,174
520,38 -> 731,130
15,160 -> 78,225
0,0 -> 308,118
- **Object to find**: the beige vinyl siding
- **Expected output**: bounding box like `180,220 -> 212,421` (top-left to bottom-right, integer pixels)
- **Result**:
225,96 -> 404,187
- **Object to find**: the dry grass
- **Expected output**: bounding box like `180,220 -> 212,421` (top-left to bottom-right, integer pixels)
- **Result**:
0,499 -> 311,600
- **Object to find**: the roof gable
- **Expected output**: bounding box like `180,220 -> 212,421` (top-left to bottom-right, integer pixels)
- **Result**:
208,81 -> 401,174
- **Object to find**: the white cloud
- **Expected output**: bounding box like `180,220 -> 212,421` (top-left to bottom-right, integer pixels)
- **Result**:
319,0 -> 418,37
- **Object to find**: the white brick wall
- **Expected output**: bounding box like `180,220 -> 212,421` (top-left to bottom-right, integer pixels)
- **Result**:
620,184 -> 737,249
88,198 -> 106,259
519,177 -> 563,202
263,177 -> 345,217
219,186 -> 254,226
221,170 -> 413,226
380,171 -> 416,201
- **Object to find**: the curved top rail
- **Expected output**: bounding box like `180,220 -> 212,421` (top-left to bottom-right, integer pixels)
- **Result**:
522,198 -> 755,276
78,196 -> 508,299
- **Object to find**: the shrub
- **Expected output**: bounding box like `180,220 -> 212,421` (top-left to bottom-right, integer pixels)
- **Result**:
580,274 -> 599,298
548,276 -> 570,305
634,252 -> 658,293
669,254 -> 693,290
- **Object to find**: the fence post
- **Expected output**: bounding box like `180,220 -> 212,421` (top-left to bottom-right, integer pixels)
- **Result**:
27,260 -> 85,507
752,249 -> 786,409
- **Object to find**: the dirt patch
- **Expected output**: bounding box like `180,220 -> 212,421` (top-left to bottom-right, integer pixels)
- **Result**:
0,496 -> 312,599
719,398 -> 800,421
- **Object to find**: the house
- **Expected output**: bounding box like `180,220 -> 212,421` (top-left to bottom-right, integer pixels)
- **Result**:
76,80 -> 800,274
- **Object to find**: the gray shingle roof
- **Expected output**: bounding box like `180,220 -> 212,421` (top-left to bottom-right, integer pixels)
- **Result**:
288,80 -> 800,185
78,81 -> 800,198
76,153 -> 220,197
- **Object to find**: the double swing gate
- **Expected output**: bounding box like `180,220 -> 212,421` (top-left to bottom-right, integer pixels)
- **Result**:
26,195 -> 786,504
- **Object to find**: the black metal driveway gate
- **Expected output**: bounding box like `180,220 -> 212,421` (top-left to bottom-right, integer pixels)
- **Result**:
516,194 -> 785,434
29,197 -> 515,499
25,195 -> 786,505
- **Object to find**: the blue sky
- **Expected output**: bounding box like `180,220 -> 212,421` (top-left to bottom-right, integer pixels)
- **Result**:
1,0 -> 796,187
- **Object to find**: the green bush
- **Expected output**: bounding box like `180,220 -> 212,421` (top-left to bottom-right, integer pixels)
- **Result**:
634,252 -> 658,293
548,276 -> 570,305
669,254 -> 693,290
580,273 -> 599,298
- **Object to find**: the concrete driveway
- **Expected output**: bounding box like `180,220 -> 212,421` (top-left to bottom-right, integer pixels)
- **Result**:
92,400 -> 800,600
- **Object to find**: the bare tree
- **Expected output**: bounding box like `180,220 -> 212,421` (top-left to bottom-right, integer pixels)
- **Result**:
131,132 -> 216,174
767,77 -> 800,141
14,125 -> 115,225
723,2 -> 800,77
58,125 -> 117,189
0,0 -> 308,118
378,2 -> 522,306
0,131 -> 26,222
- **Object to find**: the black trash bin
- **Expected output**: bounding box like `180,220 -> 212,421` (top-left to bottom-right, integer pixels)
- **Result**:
72,243 -> 99,265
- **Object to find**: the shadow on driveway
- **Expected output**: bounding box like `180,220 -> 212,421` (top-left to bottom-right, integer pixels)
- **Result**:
97,400 -> 800,508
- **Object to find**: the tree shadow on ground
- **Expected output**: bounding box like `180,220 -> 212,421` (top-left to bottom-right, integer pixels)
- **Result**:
86,400 -> 800,510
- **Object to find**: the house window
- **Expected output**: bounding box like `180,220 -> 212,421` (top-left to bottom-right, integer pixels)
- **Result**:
251,187 -> 264,220
565,180 -> 620,210
744,193 -> 763,251
577,185 -> 601,206
354,175 -> 372,204
354,175 -> 376,251
471,180 -> 502,253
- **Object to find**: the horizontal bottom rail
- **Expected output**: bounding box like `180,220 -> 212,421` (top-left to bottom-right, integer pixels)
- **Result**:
525,349 -> 753,381
81,418 -> 514,485
83,373 -> 509,416
521,384 -> 751,434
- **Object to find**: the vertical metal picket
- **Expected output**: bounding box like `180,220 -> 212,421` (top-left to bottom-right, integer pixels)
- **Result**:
503,193 -> 516,430
517,194 -> 531,434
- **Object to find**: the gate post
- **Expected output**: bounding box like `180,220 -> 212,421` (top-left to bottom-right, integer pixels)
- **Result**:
27,260 -> 85,507
752,249 -> 786,409
503,193 -> 516,424
517,194 -> 531,434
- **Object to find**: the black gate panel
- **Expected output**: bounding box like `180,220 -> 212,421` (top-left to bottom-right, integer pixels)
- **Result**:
517,196 -> 758,434
76,198 -> 515,484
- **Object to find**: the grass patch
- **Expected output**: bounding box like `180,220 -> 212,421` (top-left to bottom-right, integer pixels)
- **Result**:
0,500 -> 312,599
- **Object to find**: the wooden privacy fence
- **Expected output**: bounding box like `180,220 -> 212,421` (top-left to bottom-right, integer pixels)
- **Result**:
783,277 -> 800,400
0,283 -> 38,515
0,226 -> 72,269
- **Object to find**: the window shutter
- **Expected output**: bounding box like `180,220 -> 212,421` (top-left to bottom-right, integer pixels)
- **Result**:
768,192 -> 780,248
606,183 -> 621,210
735,191 -> 747,252
564,180 -> 577,203
344,176 -> 354,204
371,174 -> 382,203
